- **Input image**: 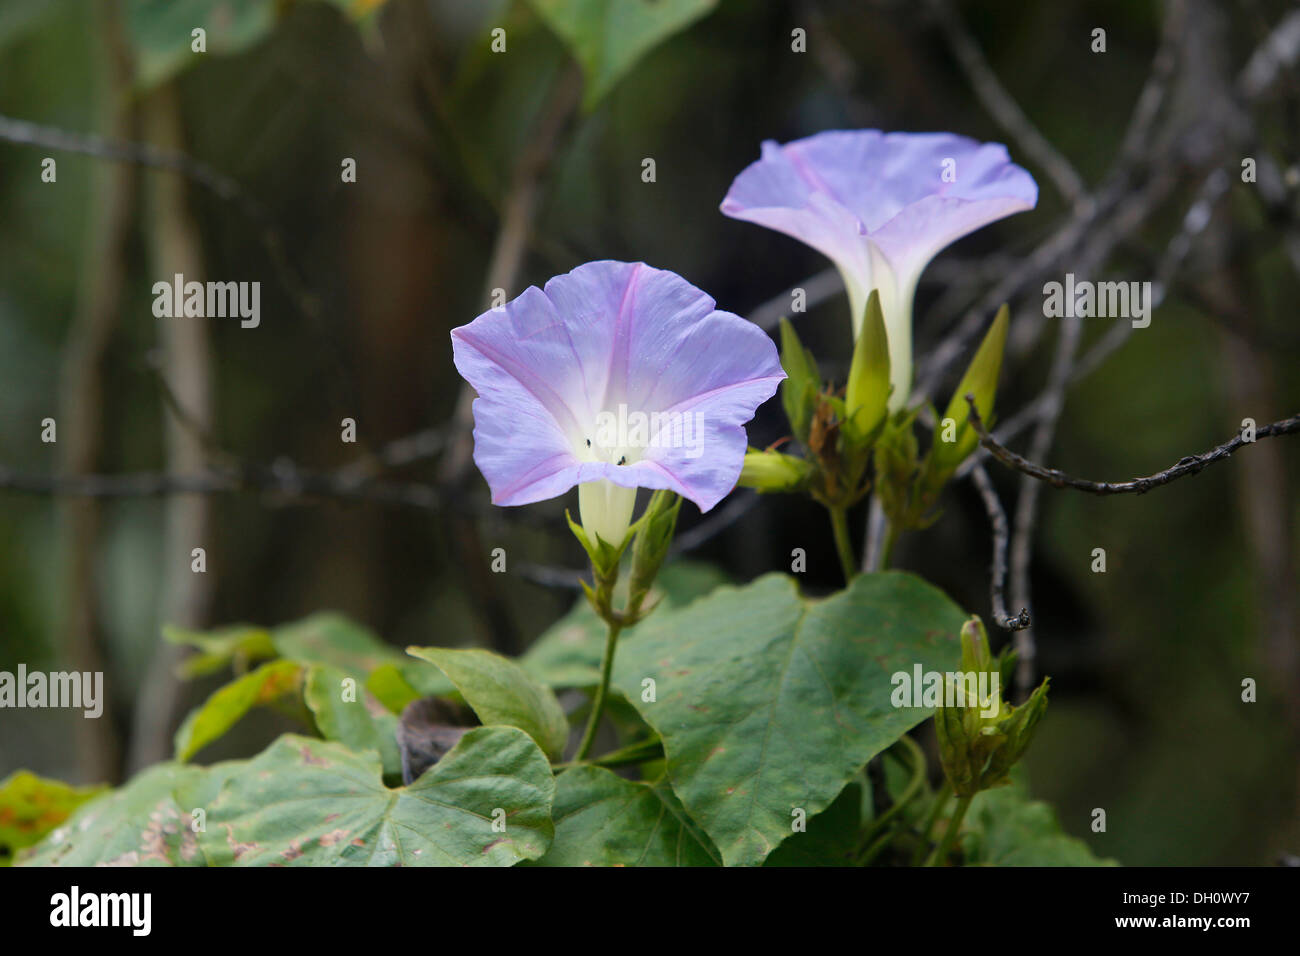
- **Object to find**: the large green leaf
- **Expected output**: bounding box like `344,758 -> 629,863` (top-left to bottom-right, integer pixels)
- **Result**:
963,778 -> 1118,866
16,763 -> 208,867
609,571 -> 968,866
526,0 -> 719,109
199,729 -> 554,866
173,659 -> 305,761
763,781 -> 863,867
535,766 -> 720,866
405,647 -> 568,760
303,664 -> 402,779
521,560 -> 728,687
0,772 -> 108,865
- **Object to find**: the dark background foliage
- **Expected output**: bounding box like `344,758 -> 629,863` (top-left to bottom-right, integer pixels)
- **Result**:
0,0 -> 1297,865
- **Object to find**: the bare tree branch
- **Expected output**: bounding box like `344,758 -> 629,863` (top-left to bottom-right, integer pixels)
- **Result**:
968,463 -> 1031,632
965,395 -> 1300,495
0,464 -> 443,511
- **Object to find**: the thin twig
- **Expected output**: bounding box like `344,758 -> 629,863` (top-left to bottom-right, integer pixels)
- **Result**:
965,395 -> 1300,495
0,465 -> 443,511
968,464 -> 1031,631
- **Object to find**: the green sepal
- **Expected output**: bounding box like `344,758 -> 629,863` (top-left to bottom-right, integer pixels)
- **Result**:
566,508 -> 627,580
626,490 -> 682,619
982,678 -> 1050,788
844,289 -> 891,449
778,316 -> 822,443
928,304 -> 1010,479
871,407 -> 924,526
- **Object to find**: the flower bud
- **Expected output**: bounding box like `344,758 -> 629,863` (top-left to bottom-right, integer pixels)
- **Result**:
739,448 -> 814,493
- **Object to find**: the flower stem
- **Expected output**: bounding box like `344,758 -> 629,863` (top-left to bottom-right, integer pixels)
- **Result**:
911,780 -> 952,865
554,735 -> 661,771
880,520 -> 899,571
924,792 -> 974,867
574,618 -> 623,761
829,505 -> 856,585
853,734 -> 927,863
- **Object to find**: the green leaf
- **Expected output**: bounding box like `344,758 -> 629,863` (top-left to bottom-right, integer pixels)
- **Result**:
198,729 -> 554,866
535,766 -> 720,866
930,304 -> 1009,476
0,772 -> 108,865
174,659 -> 305,762
163,623 -> 275,678
272,612 -> 453,698
763,781 -> 862,867
521,560 -> 729,687
364,663 -> 424,713
405,647 -> 569,760
963,777 -> 1118,866
303,664 -> 401,779
271,612 -> 403,677
778,316 -> 821,442
16,763 -> 208,867
526,0 -> 719,110
609,571 -> 968,866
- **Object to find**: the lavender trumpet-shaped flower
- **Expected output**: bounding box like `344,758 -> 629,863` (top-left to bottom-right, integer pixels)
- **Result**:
450,260 -> 784,547
721,130 -> 1037,409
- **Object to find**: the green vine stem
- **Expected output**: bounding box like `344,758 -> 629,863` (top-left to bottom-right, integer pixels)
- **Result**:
556,735 -> 661,771
829,505 -> 857,584
853,733 -> 927,864
574,618 -> 623,761
924,792 -> 974,867
911,780 -> 953,865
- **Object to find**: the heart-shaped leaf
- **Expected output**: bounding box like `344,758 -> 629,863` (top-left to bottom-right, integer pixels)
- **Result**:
610,571 -> 968,866
535,765 -> 720,866
199,729 -> 554,866
763,781 -> 863,867
16,763 -> 208,867
521,560 -> 728,688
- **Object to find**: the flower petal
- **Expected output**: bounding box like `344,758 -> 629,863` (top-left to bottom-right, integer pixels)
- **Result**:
451,261 -> 784,512
720,129 -> 1038,295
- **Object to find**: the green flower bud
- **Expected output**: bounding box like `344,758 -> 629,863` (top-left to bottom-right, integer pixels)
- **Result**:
738,447 -> 814,493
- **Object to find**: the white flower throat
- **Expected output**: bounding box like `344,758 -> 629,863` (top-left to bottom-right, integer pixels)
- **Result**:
576,407 -> 641,548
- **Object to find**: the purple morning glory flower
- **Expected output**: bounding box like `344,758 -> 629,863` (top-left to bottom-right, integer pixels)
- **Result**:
451,261 -> 785,545
721,130 -> 1037,409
